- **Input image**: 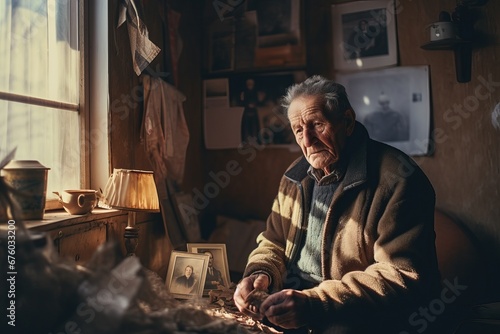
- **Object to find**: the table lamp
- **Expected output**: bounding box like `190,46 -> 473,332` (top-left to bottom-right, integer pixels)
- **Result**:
100,169 -> 160,256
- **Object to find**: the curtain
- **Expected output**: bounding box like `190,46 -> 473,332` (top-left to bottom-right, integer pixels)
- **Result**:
0,0 -> 80,194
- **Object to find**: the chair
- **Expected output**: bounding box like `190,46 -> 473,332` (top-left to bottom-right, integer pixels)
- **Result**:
433,209 -> 496,333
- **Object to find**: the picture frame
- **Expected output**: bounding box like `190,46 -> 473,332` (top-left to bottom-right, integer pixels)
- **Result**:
331,0 -> 398,72
209,17 -> 235,73
252,0 -> 305,68
228,71 -> 305,149
172,192 -> 202,243
335,65 -> 431,156
165,251 -> 209,299
187,243 -> 231,296
203,71 -> 305,150
205,0 -> 306,73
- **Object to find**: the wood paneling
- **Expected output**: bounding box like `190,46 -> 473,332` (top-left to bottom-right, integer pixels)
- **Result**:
107,0 -> 204,272
393,0 -> 500,260
106,212 -> 170,278
200,0 -> 500,266
56,223 -> 106,265
106,0 -> 500,291
109,0 -> 142,170
203,147 -> 301,222
29,211 -> 168,276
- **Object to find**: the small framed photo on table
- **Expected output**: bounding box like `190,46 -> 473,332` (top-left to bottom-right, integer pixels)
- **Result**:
187,243 -> 231,296
165,251 -> 209,299
331,0 -> 398,72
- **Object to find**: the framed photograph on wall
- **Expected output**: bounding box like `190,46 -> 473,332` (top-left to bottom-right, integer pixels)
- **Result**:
205,0 -> 306,73
204,71 -> 306,150
187,243 -> 231,296
331,0 -> 397,72
253,0 -> 305,68
165,251 -> 209,299
209,18 -> 235,73
336,65 -> 431,156
228,71 -> 303,148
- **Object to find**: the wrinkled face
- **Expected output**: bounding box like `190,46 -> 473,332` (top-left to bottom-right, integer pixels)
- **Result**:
288,95 -> 355,174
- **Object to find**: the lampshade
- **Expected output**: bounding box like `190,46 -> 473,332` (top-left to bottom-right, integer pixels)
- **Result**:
100,169 -> 160,212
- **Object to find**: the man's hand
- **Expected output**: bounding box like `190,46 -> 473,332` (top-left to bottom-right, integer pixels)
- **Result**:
259,289 -> 309,329
233,273 -> 270,319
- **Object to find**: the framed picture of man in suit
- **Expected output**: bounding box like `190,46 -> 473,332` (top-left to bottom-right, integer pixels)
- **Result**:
187,243 -> 231,296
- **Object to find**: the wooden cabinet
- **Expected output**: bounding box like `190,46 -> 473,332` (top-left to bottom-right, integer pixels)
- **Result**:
24,209 -> 172,278
50,221 -> 107,265
27,209 -> 125,264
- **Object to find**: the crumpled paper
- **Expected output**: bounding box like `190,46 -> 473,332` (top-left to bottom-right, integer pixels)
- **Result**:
2,235 -> 262,334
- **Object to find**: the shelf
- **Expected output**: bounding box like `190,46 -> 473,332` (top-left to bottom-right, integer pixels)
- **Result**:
421,38 -> 473,83
421,38 -> 472,50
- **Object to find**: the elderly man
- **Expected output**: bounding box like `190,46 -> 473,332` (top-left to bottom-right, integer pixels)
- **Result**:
234,75 -> 440,333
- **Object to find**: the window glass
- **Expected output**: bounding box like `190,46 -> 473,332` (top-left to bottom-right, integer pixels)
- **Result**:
0,99 -> 80,192
0,0 -> 81,194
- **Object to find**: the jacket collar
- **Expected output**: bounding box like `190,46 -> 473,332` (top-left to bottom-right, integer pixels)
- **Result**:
284,121 -> 368,191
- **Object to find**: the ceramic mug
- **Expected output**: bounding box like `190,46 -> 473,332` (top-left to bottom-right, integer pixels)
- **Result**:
430,21 -> 457,41
54,189 -> 97,215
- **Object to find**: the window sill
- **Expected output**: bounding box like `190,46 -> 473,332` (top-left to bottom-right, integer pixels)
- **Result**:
45,197 -> 63,211
23,208 -> 127,232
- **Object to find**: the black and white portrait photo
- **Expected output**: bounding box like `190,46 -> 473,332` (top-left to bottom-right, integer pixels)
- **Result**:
336,66 -> 431,156
165,251 -> 209,299
332,0 -> 397,71
341,9 -> 389,61
363,91 -> 409,143
187,243 -> 231,295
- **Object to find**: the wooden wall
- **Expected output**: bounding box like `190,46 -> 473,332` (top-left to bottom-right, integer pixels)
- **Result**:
198,0 -> 500,264
107,0 -> 204,273
394,0 -> 500,260
106,0 -> 500,283
395,0 -> 500,259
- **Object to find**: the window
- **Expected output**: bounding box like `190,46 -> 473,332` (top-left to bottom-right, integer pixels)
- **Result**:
0,0 -> 83,197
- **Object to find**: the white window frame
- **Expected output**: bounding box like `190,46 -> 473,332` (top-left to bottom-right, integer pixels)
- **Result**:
88,0 -> 110,193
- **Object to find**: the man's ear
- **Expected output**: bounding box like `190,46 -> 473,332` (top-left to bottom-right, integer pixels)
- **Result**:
344,109 -> 356,135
